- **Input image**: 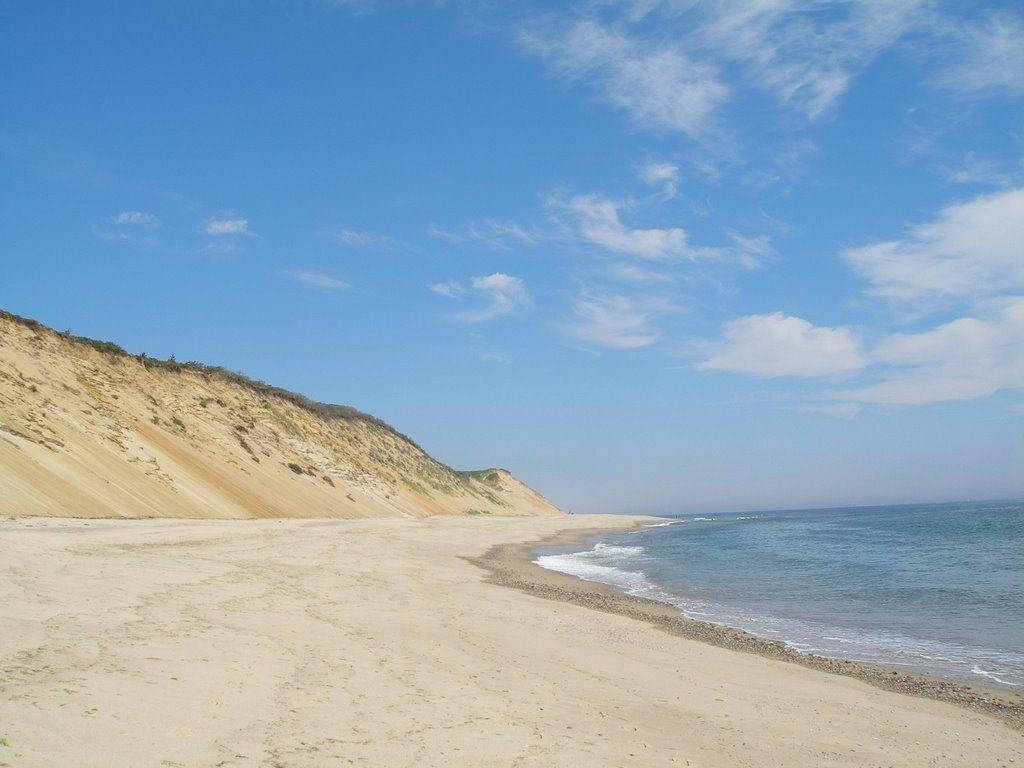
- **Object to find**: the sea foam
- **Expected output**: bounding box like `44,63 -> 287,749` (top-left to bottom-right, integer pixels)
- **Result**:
534,501 -> 1024,689
534,543 -> 656,596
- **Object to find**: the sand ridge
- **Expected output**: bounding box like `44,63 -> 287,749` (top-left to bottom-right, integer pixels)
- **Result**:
0,310 -> 560,519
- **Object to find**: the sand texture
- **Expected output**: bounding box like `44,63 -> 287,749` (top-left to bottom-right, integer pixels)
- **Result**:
0,310 -> 560,519
1,515 -> 1020,767
478,527 -> 1024,732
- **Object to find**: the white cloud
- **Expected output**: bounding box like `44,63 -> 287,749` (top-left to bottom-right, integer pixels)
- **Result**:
460,273 -> 528,321
427,220 -> 541,249
478,352 -> 509,363
428,281 -> 463,299
698,302 -> 1024,407
114,211 -> 160,227
842,187 -> 1024,305
725,231 -> 775,269
519,19 -> 726,136
690,0 -> 922,119
638,161 -> 680,198
934,10 -> 1024,97
697,313 -> 867,378
204,218 -> 250,236
605,262 -> 673,284
517,1 -> 920,127
287,270 -> 348,291
547,193 -> 771,268
552,194 -> 696,261
332,228 -> 403,250
873,317 -> 1003,366
95,211 -> 162,247
564,292 -> 673,350
942,152 -> 1017,187
835,300 -> 1024,405
199,241 -> 243,257
92,225 -> 161,248
431,273 -> 528,322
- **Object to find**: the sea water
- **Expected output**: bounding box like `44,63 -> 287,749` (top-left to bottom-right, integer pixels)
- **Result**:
535,500 -> 1024,688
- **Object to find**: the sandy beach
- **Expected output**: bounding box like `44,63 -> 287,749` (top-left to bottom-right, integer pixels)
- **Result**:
1,515 -> 1021,767
479,525 -> 1024,731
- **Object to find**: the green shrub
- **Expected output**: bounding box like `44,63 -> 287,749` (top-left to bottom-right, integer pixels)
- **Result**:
237,437 -> 259,462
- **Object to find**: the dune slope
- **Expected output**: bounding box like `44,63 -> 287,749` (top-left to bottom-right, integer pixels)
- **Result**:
0,310 -> 561,519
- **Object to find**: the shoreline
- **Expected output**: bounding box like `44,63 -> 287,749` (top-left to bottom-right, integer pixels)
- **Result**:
471,521 -> 1024,733
3,514 -> 1022,766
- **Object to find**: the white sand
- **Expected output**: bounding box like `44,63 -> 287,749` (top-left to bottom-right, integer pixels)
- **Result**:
1,515 -> 1019,767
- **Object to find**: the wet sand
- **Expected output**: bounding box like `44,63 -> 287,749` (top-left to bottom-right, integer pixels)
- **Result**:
474,523 -> 1024,732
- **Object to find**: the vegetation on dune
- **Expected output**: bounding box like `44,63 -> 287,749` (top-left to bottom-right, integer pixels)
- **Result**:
459,469 -> 504,487
0,308 -> 422,449
237,436 -> 259,462
0,308 -> 546,512
0,308 -> 562,518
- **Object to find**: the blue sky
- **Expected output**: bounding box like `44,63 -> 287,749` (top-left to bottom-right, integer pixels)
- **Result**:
3,1 -> 1023,514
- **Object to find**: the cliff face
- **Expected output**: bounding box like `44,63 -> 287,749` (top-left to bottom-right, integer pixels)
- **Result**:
0,311 -> 562,519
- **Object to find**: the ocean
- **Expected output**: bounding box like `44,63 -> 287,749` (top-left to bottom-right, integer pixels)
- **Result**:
535,500 -> 1024,688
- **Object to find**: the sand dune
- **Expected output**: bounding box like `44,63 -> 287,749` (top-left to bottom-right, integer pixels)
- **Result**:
0,310 -> 560,519
0,515 -> 1019,767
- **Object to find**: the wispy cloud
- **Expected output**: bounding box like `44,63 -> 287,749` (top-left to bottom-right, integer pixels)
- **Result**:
698,299 -> 1024,407
696,173 -> 1024,407
932,10 -> 1024,97
940,152 -> 1018,187
550,193 -> 697,261
199,241 -> 244,258
204,218 -> 250,236
331,227 -> 405,251
287,270 -> 349,291
605,262 -> 674,284
514,1 -> 926,133
547,193 -> 770,269
427,219 -> 542,249
834,300 -> 1024,405
725,231 -> 775,269
430,273 -> 529,322
92,225 -> 161,248
114,211 -> 160,227
690,0 -> 922,119
842,187 -> 1024,306
93,211 -> 164,248
564,291 -> 674,350
638,161 -> 680,199
697,313 -> 867,378
428,281 -> 463,299
478,351 -> 509,363
518,19 -> 726,136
